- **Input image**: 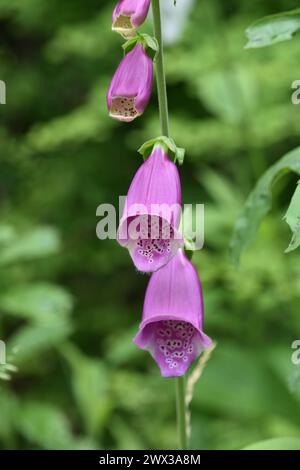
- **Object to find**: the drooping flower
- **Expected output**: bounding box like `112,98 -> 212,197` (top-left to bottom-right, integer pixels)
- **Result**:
112,0 -> 151,38
134,249 -> 212,377
107,43 -> 153,122
117,144 -> 183,272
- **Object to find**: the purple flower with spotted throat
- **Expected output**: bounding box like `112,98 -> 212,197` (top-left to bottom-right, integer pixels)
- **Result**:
107,42 -> 153,122
112,0 -> 151,38
117,144 -> 183,273
134,249 -> 212,377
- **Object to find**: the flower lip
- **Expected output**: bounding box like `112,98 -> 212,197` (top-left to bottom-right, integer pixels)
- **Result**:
109,96 -> 140,122
134,315 -> 212,347
112,15 -> 135,38
133,318 -> 212,378
117,213 -> 183,273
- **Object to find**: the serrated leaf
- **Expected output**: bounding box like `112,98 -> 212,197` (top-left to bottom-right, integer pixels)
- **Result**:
243,437 -> 300,450
230,146 -> 300,264
245,8 -> 300,49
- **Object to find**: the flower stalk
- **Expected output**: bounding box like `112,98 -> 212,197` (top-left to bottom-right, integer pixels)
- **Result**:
176,376 -> 188,450
151,0 -> 187,450
152,0 -> 170,137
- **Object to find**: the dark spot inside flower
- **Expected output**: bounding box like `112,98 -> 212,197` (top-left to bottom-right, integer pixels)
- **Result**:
110,97 -> 139,122
149,320 -> 198,374
131,215 -> 176,265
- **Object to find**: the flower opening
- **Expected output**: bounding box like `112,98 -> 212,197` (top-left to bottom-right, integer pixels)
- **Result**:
112,0 -> 151,38
125,214 -> 182,272
134,250 -> 212,377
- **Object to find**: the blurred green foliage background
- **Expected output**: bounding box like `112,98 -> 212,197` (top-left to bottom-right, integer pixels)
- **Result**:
1,0 -> 300,450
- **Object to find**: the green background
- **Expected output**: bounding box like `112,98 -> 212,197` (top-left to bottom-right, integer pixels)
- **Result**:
1,0 -> 300,450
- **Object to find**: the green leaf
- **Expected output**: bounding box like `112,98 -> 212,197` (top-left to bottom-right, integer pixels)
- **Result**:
123,34 -> 158,60
106,326 -> 140,366
230,146 -> 300,264
243,437 -> 300,450
284,181 -> 300,253
197,66 -> 258,125
141,34 -> 159,59
0,226 -> 60,266
16,400 -> 97,450
109,416 -> 145,450
9,324 -> 72,364
0,283 -> 73,324
122,36 -> 140,54
245,8 -> 300,49
0,390 -> 18,442
0,225 -> 16,246
138,136 -> 185,164
26,84 -> 111,152
193,343 -> 300,424
175,147 -> 185,166
17,401 -> 75,449
60,344 -> 111,435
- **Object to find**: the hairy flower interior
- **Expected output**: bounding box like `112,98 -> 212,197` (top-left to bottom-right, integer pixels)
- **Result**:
145,320 -> 200,377
112,15 -> 135,38
110,97 -> 139,122
114,15 -> 132,30
137,238 -> 171,264
132,215 -> 174,266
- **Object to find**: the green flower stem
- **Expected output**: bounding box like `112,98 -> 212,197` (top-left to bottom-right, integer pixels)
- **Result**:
152,0 -> 170,137
152,0 -> 188,450
176,375 -> 188,449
